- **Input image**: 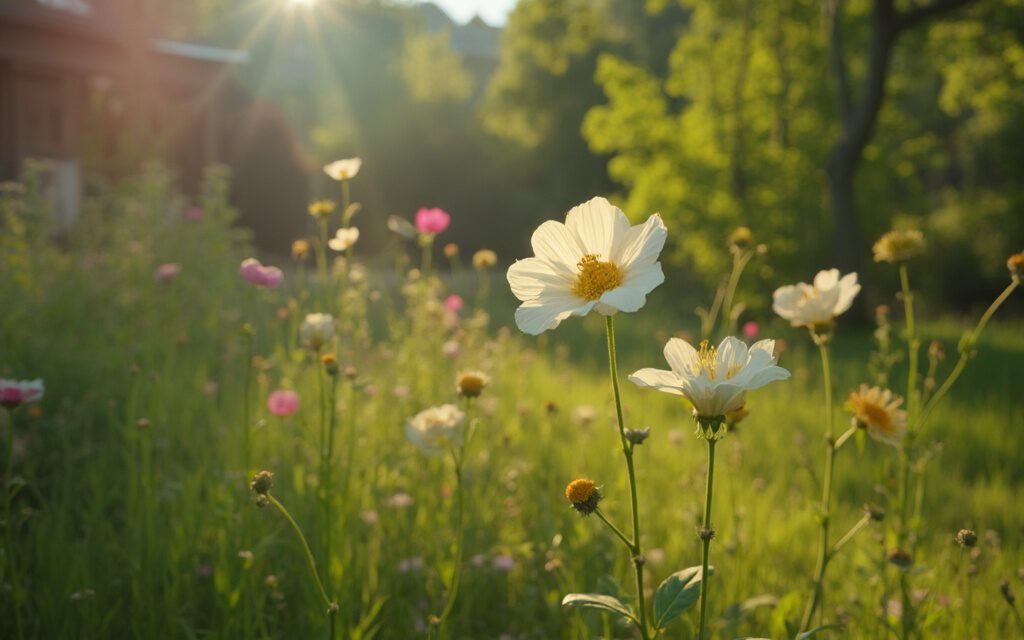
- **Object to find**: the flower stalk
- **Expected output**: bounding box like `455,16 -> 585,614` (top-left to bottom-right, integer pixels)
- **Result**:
697,434 -> 718,640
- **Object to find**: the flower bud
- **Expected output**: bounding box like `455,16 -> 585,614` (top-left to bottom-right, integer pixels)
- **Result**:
625,427 -> 651,445
865,504 -> 885,521
321,353 -> 340,376
565,478 -> 601,516
873,229 -> 925,263
443,243 -> 459,258
307,200 -> 335,219
292,239 -> 311,262
887,548 -> 912,568
1007,252 -> 1024,282
251,470 -> 274,496
472,249 -> 498,269
729,226 -> 754,253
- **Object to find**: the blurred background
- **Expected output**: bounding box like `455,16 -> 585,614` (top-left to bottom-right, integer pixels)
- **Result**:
1,0 -> 1021,310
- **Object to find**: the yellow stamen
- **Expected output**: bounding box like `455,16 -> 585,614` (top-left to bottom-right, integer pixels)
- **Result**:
571,254 -> 623,301
565,478 -> 597,504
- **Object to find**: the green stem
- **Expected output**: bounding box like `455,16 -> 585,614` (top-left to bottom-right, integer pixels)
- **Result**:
436,453 -> 466,634
697,437 -> 717,640
800,341 -> 835,633
3,406 -> 24,640
833,425 -> 857,451
720,250 -> 753,337
605,316 -> 649,639
324,373 -> 338,591
595,508 -> 634,550
242,332 -> 254,473
317,218 -> 330,305
899,264 -> 920,424
831,513 -> 871,555
267,494 -> 337,639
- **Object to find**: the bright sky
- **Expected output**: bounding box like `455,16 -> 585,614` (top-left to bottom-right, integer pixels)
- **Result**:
425,0 -> 516,26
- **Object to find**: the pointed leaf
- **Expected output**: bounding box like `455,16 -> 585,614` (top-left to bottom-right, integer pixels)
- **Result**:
653,565 -> 714,629
561,593 -> 636,623
797,624 -> 844,639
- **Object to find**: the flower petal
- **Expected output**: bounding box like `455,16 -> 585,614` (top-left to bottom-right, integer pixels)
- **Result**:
664,337 -> 698,376
506,257 -> 574,301
531,220 -> 584,268
813,268 -> 839,290
628,368 -> 685,396
564,197 -> 629,259
611,213 -> 667,270
833,272 -> 861,316
598,263 -> 664,312
514,296 -> 593,335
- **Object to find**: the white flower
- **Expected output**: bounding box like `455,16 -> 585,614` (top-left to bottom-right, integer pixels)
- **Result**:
405,404 -> 466,455
506,197 -> 667,335
772,269 -> 860,328
629,336 -> 790,418
847,384 -> 907,447
328,227 -> 359,252
323,157 -> 361,181
300,313 -> 335,351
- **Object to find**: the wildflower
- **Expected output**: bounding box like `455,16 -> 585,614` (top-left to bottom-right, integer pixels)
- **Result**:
506,197 -> 667,335
565,478 -> 601,515
387,215 -> 418,240
1008,252 -> 1024,281
928,340 -> 945,361
291,239 -> 311,261
456,371 -> 489,398
571,405 -> 598,427
772,269 -> 860,331
742,320 -> 759,340
887,548 -> 912,568
846,385 -> 907,446
307,199 -> 336,219
473,249 -> 497,269
415,207 -> 451,235
154,263 -> 182,283
441,340 -> 461,359
444,243 -> 459,258
873,229 -> 925,263
251,470 -> 274,495
267,391 -> 300,417
629,337 -> 790,429
183,206 -> 204,221
405,404 -> 466,455
444,294 -> 464,313
0,379 -> 44,410
328,227 -> 359,252
624,427 -> 650,445
321,353 -> 340,376
387,492 -> 414,508
955,529 -> 977,548
729,226 -> 754,253
239,258 -> 283,288
300,313 -> 335,351
323,157 -> 362,181
492,555 -> 516,572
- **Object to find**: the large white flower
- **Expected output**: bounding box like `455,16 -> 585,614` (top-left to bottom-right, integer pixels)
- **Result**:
772,269 -> 860,328
328,227 -> 359,252
300,313 -> 335,351
405,404 -> 466,455
323,157 -> 361,181
629,337 -> 790,418
506,197 -> 667,335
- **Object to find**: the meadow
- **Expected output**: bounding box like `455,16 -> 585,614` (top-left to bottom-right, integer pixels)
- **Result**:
2,165 -> 1023,640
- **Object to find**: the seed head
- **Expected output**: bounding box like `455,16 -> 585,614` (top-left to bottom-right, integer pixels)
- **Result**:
251,470 -> 274,496
873,229 -> 925,263
955,529 -> 977,548
565,478 -> 601,516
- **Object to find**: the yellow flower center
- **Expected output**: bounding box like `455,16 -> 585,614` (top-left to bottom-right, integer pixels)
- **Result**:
695,340 -> 743,380
457,372 -> 488,398
571,254 -> 623,301
565,478 -> 597,504
857,400 -> 893,432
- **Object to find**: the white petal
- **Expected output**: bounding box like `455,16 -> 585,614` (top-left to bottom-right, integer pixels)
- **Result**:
514,296 -> 593,335
611,213 -> 667,270
772,285 -> 800,321
743,362 -> 791,389
833,272 -> 860,316
564,197 -> 629,259
749,339 -> 776,356
663,338 -> 698,377
506,258 -> 573,302
531,221 -> 584,267
715,336 -> 748,379
598,263 -> 664,312
814,269 -> 840,290
628,368 -> 685,396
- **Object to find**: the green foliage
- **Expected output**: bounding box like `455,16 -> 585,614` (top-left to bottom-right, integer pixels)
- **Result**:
400,31 -> 474,104
652,565 -> 707,628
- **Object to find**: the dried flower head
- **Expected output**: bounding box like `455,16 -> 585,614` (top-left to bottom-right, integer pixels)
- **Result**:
308,200 -> 336,219
456,371 -> 490,398
473,249 -> 498,269
955,529 -> 977,548
251,470 -> 274,495
565,478 -> 601,515
873,229 -> 925,263
300,313 -> 335,351
847,385 -> 907,447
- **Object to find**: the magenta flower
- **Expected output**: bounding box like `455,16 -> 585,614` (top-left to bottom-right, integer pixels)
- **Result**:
0,379 -> 44,410
183,206 -> 204,222
155,263 -> 182,282
267,390 -> 300,417
415,207 -> 450,235
444,294 -> 464,313
742,320 -> 759,340
240,258 -> 283,288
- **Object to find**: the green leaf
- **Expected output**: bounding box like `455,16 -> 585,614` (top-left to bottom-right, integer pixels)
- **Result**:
797,623 -> 844,639
561,593 -> 636,623
652,565 -> 713,629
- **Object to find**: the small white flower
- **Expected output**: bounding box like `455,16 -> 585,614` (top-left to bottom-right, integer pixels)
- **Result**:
299,313 -> 335,351
629,337 -> 790,418
506,197 -> 667,335
847,384 -> 907,447
405,404 -> 466,455
328,227 -> 360,252
323,157 -> 361,181
772,269 -> 860,328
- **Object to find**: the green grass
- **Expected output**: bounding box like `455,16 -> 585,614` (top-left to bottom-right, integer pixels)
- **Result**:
2,169 -> 1023,639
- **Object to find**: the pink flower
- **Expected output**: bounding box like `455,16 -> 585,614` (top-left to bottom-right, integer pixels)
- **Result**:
415,207 -> 450,235
444,294 -> 464,313
492,554 -> 516,572
240,258 -> 283,288
155,263 -> 182,282
0,379 -> 44,410
183,206 -> 204,222
742,320 -> 759,340
267,390 -> 300,416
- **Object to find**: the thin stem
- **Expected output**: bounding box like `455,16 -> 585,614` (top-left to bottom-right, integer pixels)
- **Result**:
436,451 -> 466,633
604,316 -> 649,639
317,217 -> 330,305
800,341 -> 835,633
720,250 -> 753,337
242,331 -> 254,473
3,406 -> 24,640
594,508 -> 634,550
697,437 -> 717,640
266,494 -> 337,639
831,513 -> 871,555
324,372 -> 339,591
899,264 -> 920,424
833,425 -> 857,450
